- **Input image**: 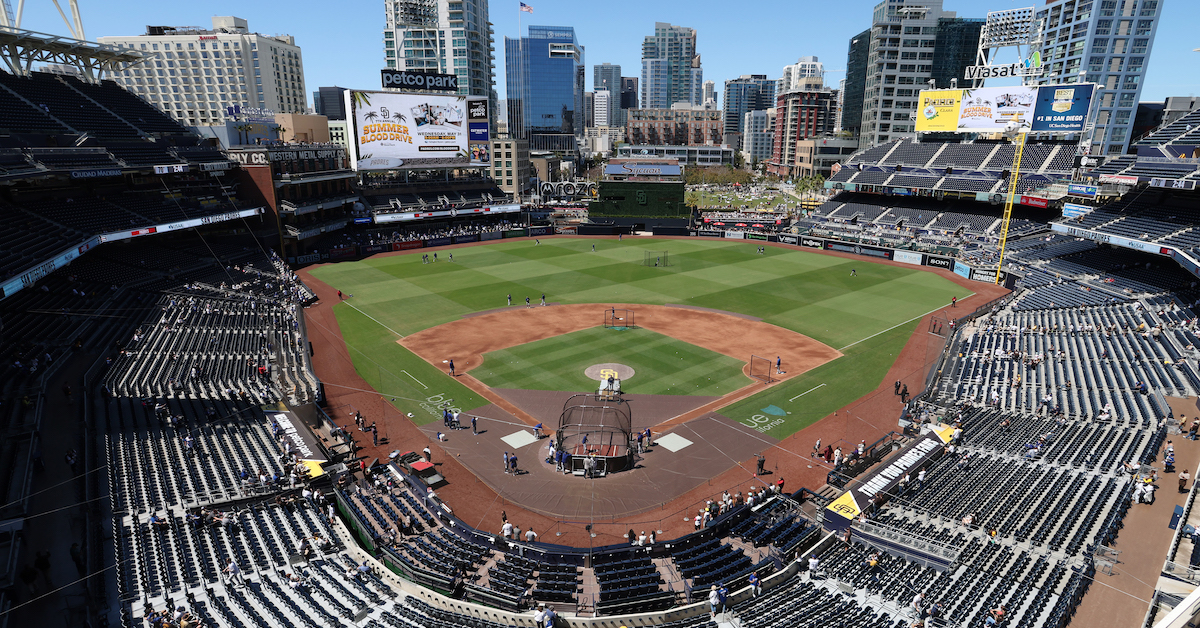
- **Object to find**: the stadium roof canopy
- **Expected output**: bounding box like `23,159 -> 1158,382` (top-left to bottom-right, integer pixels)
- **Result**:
0,25 -> 143,80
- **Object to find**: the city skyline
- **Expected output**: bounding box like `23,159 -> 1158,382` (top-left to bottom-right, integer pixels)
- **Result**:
12,0 -> 1199,110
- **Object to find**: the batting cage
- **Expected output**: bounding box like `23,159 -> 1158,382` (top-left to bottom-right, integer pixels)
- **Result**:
642,250 -> 670,267
556,394 -> 633,475
603,308 -> 636,330
749,354 -> 774,384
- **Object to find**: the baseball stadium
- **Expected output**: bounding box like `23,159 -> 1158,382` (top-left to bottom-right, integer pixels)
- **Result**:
4,6 -> 1200,628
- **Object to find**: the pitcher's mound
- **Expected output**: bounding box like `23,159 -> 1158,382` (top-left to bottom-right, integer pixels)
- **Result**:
584,363 -> 635,380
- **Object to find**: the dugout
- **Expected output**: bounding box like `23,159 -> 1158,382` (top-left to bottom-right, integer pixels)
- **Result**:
556,394 -> 633,476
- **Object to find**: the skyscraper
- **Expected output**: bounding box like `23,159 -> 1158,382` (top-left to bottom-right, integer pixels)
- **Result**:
99,16 -> 306,127
846,0 -> 981,146
505,26 -> 585,152
702,80 -> 716,107
723,75 -> 776,136
313,87 -> 348,120
621,77 -> 639,111
594,90 -> 611,127
641,22 -> 703,109
382,0 -> 496,106
841,29 -> 871,139
594,63 -> 625,127
1032,0 -> 1161,155
778,56 -> 824,94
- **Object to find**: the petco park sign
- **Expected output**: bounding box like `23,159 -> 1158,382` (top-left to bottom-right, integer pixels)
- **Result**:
380,69 -> 459,92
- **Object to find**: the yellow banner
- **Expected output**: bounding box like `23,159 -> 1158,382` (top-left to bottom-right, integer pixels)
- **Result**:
915,89 -> 964,132
826,491 -> 861,520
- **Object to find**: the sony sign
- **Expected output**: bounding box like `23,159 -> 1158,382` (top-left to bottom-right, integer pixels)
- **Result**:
380,69 -> 459,92
964,63 -> 1043,81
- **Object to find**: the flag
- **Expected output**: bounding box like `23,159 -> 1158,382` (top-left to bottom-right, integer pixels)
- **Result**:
520,2 -> 533,12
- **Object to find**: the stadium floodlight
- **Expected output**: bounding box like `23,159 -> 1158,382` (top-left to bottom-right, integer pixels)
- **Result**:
980,7 -> 1038,49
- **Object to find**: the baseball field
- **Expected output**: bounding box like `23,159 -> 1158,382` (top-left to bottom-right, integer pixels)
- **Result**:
310,237 -> 966,438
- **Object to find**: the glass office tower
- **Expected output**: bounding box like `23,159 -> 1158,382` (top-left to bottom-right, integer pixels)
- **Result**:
505,26 -> 585,153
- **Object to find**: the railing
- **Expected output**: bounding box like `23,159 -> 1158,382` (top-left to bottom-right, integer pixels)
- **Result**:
852,518 -> 961,567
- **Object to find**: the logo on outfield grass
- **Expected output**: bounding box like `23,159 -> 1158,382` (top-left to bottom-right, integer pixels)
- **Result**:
761,405 -> 787,416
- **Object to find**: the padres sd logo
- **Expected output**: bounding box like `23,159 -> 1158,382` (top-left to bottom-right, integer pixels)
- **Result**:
600,368 -> 619,380
830,502 -> 858,516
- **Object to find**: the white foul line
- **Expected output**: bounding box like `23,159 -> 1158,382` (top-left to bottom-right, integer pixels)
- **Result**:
837,292 -> 975,352
401,370 -> 428,389
789,383 -> 827,402
344,300 -> 405,339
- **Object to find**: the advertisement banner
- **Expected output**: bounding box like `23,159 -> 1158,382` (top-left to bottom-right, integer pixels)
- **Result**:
467,99 -> 489,121
426,237 -> 453,247
453,234 -> 479,244
328,247 -> 358,260
268,411 -> 328,478
697,230 -> 723,238
914,89 -> 964,132
362,244 -> 389,254
503,229 -> 528,238
345,90 -> 468,170
480,231 -> 503,241
953,260 -> 972,279
1062,202 -> 1093,219
1031,84 -> 1095,133
915,84 -> 1093,133
725,231 -> 745,240
777,234 -> 798,245
294,253 -> 321,264
746,233 -> 768,241
1099,174 -> 1138,185
70,168 -> 123,179
353,217 -> 373,224
825,426 -> 952,530
528,226 -> 550,237
469,142 -> 490,167
893,250 -> 924,265
1019,195 -> 1049,208
974,192 -> 992,203
1067,183 -> 1097,198
924,256 -> 953,270
395,240 -> 424,250
800,237 -> 824,249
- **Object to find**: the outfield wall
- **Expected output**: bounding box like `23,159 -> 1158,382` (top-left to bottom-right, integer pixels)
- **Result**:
289,228 -> 1007,285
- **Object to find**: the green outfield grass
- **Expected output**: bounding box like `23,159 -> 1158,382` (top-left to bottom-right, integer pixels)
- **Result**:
315,237 -> 967,436
473,327 -> 750,396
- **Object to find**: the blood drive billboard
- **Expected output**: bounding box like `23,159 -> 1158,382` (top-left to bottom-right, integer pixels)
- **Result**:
345,90 -> 468,170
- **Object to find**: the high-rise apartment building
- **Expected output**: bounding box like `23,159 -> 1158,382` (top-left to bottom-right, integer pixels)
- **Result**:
594,63 -> 626,127
505,26 -> 585,153
626,107 -> 721,147
99,16 -> 306,127
641,22 -> 703,109
702,80 -> 716,106
723,75 -> 776,136
778,56 -> 825,94
593,90 -> 612,127
768,88 -> 839,178
1032,0 -> 1161,155
382,0 -> 496,107
841,29 -> 871,138
741,108 -> 776,164
848,0 -> 981,147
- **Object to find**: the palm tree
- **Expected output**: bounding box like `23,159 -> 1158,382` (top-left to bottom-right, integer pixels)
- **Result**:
363,111 -> 380,124
391,111 -> 407,123
234,123 -> 252,146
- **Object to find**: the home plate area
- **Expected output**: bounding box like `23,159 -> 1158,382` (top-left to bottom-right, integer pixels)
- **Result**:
654,432 -> 694,453
501,430 -> 539,450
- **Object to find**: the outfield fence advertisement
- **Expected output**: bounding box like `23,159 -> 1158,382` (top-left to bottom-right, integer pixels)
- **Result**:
916,84 -> 1095,133
345,90 -> 469,170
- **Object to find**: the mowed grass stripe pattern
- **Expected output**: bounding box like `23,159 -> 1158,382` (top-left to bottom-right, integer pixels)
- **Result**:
311,238 -> 961,350
474,327 -> 749,396
312,238 -> 964,436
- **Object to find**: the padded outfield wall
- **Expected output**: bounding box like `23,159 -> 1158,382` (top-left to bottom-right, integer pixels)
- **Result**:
590,180 -> 690,219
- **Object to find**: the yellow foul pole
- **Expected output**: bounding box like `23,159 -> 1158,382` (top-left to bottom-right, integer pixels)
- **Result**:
995,131 -> 1027,284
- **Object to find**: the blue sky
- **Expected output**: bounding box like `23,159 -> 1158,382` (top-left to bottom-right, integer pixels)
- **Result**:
15,0 -> 1200,105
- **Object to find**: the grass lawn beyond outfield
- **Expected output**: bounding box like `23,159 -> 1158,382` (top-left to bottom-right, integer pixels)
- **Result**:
473,327 -> 750,396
